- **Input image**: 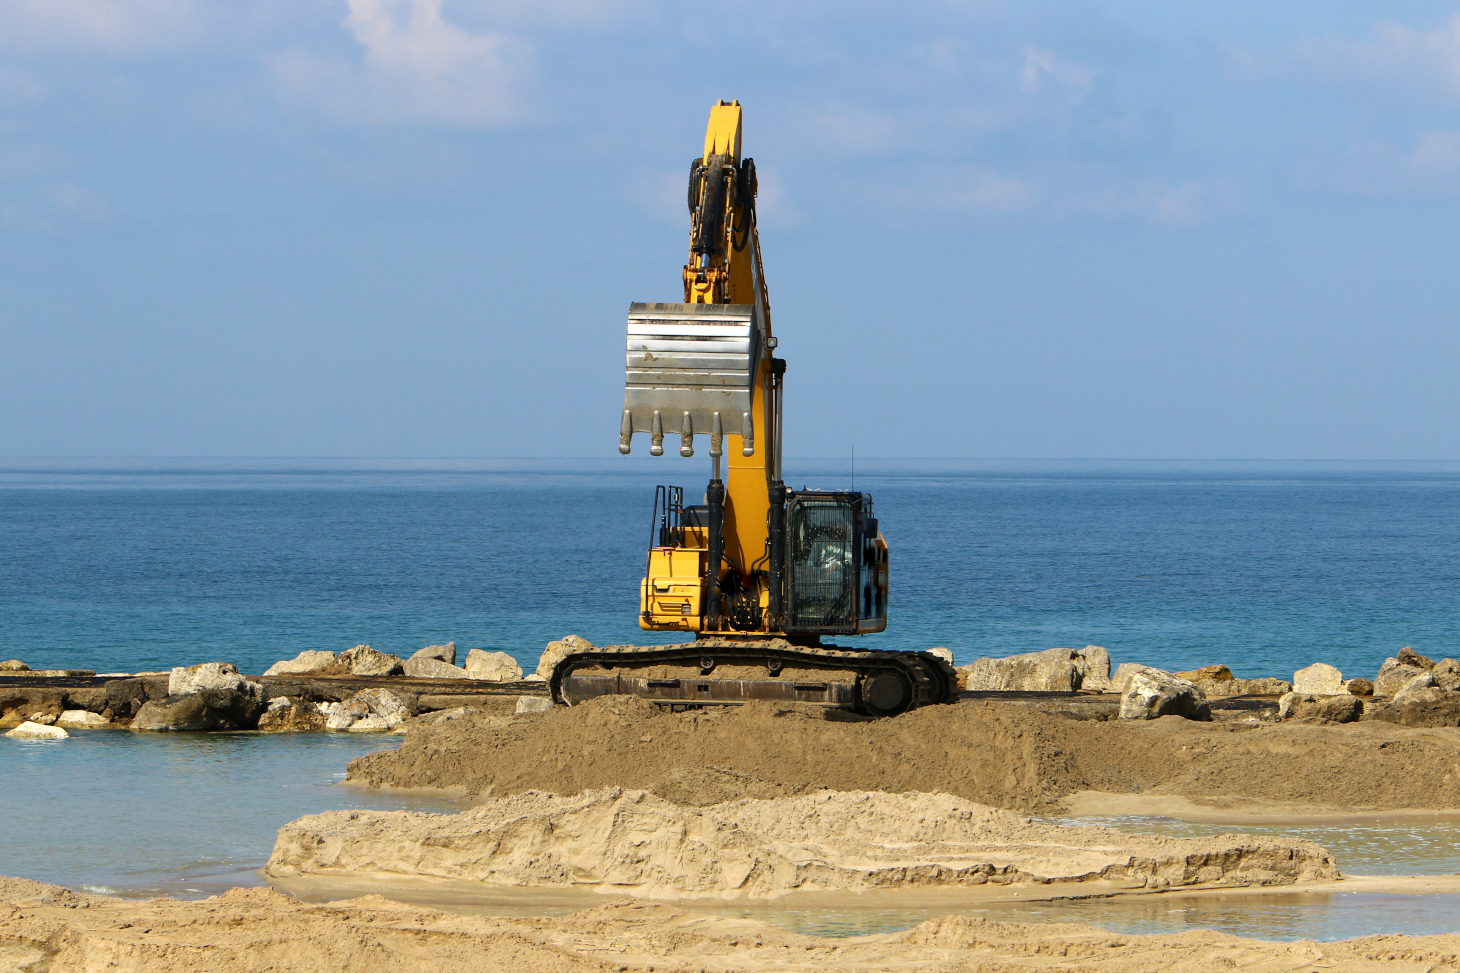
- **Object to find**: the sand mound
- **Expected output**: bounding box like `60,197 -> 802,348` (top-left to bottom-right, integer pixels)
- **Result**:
267,788 -> 1335,899
346,695 -> 1460,814
4,877 -> 1458,973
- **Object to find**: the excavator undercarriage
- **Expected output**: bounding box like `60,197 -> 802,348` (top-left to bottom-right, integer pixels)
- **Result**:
549,100 -> 958,717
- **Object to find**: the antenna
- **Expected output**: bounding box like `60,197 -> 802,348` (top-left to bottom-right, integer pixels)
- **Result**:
851,445 -> 854,492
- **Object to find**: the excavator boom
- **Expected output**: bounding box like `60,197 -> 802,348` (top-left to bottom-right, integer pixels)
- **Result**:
555,101 -> 956,716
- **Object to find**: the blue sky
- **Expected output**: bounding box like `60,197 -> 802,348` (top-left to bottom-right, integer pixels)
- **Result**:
3,0 -> 1460,459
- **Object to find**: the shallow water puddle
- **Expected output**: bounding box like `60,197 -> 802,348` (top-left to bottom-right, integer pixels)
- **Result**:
670,891 -> 1460,940
1056,814 -> 1460,876
0,731 -> 463,898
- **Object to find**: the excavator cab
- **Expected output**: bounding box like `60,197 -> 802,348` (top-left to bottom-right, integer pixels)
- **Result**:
638,484 -> 888,637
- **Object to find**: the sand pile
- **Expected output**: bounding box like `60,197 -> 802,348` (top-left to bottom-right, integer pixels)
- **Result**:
267,787 -> 1335,899
4,876 -> 1458,973
346,696 -> 1460,814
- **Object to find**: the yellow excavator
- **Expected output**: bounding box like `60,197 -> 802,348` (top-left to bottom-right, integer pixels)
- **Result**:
549,101 -> 957,716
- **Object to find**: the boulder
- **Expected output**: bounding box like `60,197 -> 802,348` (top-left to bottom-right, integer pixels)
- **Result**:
402,656 -> 471,679
1112,663 -> 1173,693
56,710 -> 109,728
323,699 -> 364,731
1432,659 -> 1460,692
337,644 -> 404,677
131,687 -> 265,732
925,647 -> 955,666
263,651 -> 338,677
326,688 -> 409,730
1292,663 -> 1346,696
0,660 -> 29,672
958,647 -> 1096,692
1375,663 -> 1430,698
465,650 -> 524,682
5,721 -> 67,739
28,712 -> 57,725
1395,672 -> 1437,697
170,662 -> 262,699
1398,646 -> 1436,670
1225,677 -> 1292,697
348,715 -> 392,732
1175,665 -> 1233,683
1172,665 -> 1288,699
1074,646 -> 1113,691
257,697 -> 327,733
1279,692 -> 1362,723
1363,686 -> 1460,727
523,673 -> 547,682
1346,678 -> 1375,696
1119,669 -> 1209,721
537,635 -> 595,680
411,643 -> 457,666
515,696 -> 553,714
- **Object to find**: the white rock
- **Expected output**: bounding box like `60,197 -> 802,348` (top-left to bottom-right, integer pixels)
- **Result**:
56,710 -> 109,728
1076,646 -> 1114,692
1394,672 -> 1438,703
337,645 -> 404,677
537,635 -> 594,680
515,696 -> 553,714
523,673 -> 547,683
465,649 -> 524,682
1375,663 -> 1430,697
263,651 -> 338,677
925,647 -> 954,665
1119,669 -> 1209,721
958,648 -> 1082,692
411,643 -> 457,666
1292,663 -> 1347,696
6,721 -> 68,739
325,709 -> 358,731
170,662 -> 262,699
28,712 -> 57,726
347,715 -> 391,732
402,656 -> 471,679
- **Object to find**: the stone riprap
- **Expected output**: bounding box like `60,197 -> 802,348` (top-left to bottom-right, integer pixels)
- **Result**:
263,651 -> 338,677
412,643 -> 457,666
464,650 -> 523,682
1119,668 -> 1209,721
1292,663 -> 1346,695
536,635 -> 594,680
957,646 -> 1111,693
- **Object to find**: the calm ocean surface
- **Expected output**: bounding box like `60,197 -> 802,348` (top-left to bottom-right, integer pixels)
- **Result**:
2,458 -> 1458,679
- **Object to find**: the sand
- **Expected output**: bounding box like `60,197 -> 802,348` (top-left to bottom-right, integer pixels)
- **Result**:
265,787 -> 1336,899
5,876 -> 1460,973
345,696 -> 1460,816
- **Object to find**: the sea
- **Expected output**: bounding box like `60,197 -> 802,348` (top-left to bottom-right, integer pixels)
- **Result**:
4,458 -> 1460,677
5,458 -> 1460,939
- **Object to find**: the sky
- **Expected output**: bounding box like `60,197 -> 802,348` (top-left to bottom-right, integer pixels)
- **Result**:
2,0 -> 1460,460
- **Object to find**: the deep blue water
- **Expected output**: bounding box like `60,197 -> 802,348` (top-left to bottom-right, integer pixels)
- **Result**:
3,459 -> 1460,681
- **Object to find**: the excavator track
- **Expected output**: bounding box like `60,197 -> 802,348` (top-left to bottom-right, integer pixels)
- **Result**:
551,639 -> 957,717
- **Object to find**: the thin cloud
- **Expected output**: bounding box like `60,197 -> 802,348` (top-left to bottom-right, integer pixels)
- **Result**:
274,0 -> 534,125
0,0 -> 200,51
1292,12 -> 1460,101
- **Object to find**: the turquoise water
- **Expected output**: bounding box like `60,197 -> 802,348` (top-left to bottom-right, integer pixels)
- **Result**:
5,459 -> 1460,679
0,730 -> 463,898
